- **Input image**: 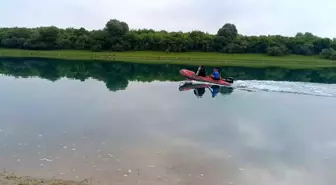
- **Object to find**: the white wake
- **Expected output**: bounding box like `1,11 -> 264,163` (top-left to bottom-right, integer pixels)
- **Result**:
232,80 -> 336,97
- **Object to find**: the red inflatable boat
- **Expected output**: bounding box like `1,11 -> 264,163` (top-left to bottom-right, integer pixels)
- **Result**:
179,69 -> 233,87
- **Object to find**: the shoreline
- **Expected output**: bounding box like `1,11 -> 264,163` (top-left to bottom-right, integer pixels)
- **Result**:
0,49 -> 335,69
0,172 -> 90,185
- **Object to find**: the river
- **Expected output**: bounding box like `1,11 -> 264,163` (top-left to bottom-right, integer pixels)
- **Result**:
0,58 -> 336,185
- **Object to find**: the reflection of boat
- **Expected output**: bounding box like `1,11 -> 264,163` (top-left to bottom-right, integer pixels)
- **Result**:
178,82 -> 211,91
179,69 -> 234,87
179,81 -> 234,98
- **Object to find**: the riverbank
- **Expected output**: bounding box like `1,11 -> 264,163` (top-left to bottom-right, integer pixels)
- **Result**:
0,49 -> 334,68
0,172 -> 90,185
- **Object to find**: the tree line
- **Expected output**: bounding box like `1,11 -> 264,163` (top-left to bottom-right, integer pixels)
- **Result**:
1,19 -> 336,60
0,58 -> 335,92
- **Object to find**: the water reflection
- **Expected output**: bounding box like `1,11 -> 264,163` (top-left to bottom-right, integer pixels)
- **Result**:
0,58 -> 336,185
0,77 -> 335,185
0,57 -> 336,93
178,82 -> 234,98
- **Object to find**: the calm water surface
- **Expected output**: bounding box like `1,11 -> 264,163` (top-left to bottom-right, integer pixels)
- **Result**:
0,58 -> 336,185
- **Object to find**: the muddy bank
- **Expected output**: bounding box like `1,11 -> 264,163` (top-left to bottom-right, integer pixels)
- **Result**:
0,173 -> 90,185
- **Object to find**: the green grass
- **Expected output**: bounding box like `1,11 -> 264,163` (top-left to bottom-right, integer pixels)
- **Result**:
0,49 -> 335,68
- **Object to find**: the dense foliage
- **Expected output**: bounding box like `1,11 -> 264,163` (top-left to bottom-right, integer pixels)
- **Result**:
0,58 -> 335,92
1,19 -> 336,60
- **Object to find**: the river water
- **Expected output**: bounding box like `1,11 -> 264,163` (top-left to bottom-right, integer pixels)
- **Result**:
0,58 -> 336,185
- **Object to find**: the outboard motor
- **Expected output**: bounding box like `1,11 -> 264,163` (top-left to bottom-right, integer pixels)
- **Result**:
225,77 -> 234,84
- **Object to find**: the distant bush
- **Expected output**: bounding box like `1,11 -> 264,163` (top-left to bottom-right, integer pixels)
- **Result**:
319,48 -> 336,60
267,46 -> 287,56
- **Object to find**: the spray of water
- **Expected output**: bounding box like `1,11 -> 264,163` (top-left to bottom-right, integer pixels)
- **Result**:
232,80 -> 336,97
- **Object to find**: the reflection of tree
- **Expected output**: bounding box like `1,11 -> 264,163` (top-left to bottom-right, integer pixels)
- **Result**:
105,77 -> 128,91
38,62 -> 60,82
0,57 -> 335,92
0,58 -> 187,91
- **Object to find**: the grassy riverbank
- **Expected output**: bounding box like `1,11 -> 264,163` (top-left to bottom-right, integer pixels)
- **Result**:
0,49 -> 335,68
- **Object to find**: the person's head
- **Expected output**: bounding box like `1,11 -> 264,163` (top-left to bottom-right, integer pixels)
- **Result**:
213,68 -> 218,72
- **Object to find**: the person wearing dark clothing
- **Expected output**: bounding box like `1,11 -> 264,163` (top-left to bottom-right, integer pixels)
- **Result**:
195,66 -> 207,77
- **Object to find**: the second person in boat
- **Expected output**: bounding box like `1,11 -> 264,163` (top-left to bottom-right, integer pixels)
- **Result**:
210,68 -> 221,80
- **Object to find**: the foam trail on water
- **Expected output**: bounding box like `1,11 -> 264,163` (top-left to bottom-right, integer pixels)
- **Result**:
232,80 -> 336,97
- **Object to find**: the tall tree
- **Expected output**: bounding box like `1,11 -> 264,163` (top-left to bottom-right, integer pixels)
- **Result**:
217,23 -> 238,42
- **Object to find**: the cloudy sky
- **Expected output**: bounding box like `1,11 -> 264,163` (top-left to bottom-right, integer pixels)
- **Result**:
1,0 -> 335,38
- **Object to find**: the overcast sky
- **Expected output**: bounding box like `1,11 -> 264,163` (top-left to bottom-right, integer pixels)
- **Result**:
1,0 -> 335,38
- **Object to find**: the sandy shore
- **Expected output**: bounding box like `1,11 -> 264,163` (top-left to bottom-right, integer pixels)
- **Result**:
0,173 -> 90,185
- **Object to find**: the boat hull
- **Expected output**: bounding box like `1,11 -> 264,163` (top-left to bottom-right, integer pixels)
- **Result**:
179,69 -> 232,87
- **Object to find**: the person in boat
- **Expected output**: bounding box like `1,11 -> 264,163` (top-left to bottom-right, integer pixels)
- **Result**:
210,68 -> 221,80
195,65 -> 207,77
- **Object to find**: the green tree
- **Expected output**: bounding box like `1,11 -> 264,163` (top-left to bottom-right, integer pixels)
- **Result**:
104,19 -> 129,37
38,26 -> 59,49
217,23 -> 238,42
103,19 -> 129,50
